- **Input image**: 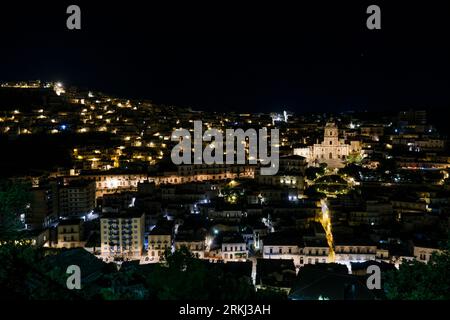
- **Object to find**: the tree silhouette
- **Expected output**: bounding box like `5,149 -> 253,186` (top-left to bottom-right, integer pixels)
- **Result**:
0,179 -> 29,240
384,239 -> 450,300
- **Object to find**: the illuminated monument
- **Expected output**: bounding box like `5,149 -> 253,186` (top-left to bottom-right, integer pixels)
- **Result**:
294,122 -> 361,169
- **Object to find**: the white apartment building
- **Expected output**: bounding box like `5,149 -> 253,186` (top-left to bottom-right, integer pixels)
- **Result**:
100,213 -> 145,260
148,228 -> 172,263
302,239 -> 330,265
334,240 -> 377,271
413,244 -> 442,263
221,236 -> 248,262
263,235 -> 302,268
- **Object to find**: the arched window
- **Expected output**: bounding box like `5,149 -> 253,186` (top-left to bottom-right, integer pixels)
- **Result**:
329,152 -> 333,159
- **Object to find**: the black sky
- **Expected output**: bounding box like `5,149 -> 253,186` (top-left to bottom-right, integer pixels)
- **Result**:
0,1 -> 449,113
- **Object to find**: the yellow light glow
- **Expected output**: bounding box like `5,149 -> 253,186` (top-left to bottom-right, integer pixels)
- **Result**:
319,199 -> 335,262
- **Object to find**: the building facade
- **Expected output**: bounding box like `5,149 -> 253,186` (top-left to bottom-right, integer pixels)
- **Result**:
148,228 -> 172,262
65,173 -> 147,199
294,122 -> 361,168
413,245 -> 442,263
263,244 -> 302,269
221,236 -> 248,262
174,236 -> 206,259
57,218 -> 84,248
59,180 -> 96,218
100,213 -> 145,260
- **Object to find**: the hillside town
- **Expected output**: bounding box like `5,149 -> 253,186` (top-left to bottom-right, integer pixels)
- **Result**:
1,80 -> 449,299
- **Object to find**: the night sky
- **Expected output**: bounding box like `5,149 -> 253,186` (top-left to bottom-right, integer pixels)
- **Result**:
1,1 -> 449,113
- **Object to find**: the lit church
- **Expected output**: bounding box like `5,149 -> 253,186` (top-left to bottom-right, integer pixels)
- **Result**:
293,122 -> 361,168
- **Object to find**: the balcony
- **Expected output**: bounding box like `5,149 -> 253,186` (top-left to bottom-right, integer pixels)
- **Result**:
265,252 -> 292,257
305,252 -> 328,257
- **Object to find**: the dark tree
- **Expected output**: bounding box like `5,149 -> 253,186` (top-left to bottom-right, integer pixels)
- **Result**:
384,240 -> 450,300
0,179 -> 30,240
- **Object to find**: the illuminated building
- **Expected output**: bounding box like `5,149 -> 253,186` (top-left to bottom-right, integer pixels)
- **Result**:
155,163 -> 255,185
360,125 -> 384,141
148,227 -> 172,262
59,180 -> 96,218
65,172 -> 148,199
263,237 -> 302,269
334,240 -> 377,271
413,241 -> 442,264
174,234 -> 205,259
0,80 -> 41,88
270,110 -> 292,124
53,82 -> 65,96
294,122 -> 361,168
28,184 -> 58,229
302,239 -> 330,265
100,212 -> 145,260
208,206 -> 244,221
221,234 -> 248,262
56,218 -> 85,248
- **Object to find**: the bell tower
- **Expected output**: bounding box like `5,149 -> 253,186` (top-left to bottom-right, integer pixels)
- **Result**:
323,122 -> 339,146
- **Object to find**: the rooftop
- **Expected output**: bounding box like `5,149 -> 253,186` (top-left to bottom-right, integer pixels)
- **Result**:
289,263 -> 376,300
256,258 -> 297,288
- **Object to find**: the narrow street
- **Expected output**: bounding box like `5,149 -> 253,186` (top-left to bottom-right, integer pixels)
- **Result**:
319,199 -> 335,262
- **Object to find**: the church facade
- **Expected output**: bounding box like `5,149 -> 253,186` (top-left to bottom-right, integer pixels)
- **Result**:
294,122 -> 360,169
